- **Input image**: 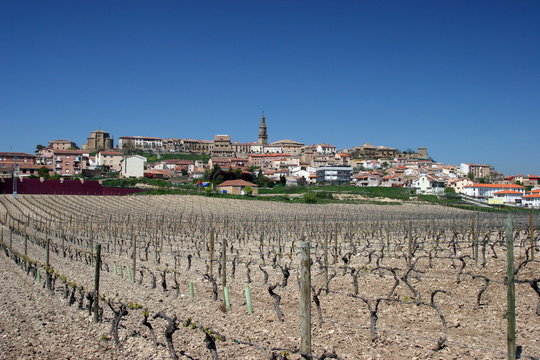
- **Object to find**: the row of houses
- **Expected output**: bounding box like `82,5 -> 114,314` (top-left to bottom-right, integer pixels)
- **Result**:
0,150 -> 147,179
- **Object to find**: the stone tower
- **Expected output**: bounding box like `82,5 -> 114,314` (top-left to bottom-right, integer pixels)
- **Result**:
258,112 -> 268,145
418,147 -> 429,159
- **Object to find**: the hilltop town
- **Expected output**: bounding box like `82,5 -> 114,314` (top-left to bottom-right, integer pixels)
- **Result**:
1,113 -> 539,208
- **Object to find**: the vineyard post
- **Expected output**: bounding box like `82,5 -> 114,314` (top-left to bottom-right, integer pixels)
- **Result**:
45,231 -> 50,268
24,234 -> 28,256
132,232 -> 137,283
209,229 -> 215,277
530,210 -> 535,260
300,241 -> 312,356
505,218 -> 516,360
61,227 -> 65,257
89,231 -> 94,265
93,244 -> 102,323
407,221 -> 413,266
324,232 -> 329,294
472,214 -> 479,266
333,223 -> 338,264
221,235 -> 227,287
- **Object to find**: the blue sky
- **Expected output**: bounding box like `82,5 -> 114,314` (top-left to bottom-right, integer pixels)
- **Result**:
1,1 -> 539,175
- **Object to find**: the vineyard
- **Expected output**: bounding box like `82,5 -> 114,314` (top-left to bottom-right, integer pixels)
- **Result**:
0,194 -> 539,360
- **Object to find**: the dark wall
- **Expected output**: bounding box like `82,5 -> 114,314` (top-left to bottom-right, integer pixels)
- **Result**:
0,178 -> 144,196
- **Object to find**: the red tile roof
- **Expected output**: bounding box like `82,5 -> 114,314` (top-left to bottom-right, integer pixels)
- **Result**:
217,179 -> 258,187
464,183 -> 525,189
249,154 -> 291,158
493,190 -> 523,195
523,194 -> 540,199
0,152 -> 34,157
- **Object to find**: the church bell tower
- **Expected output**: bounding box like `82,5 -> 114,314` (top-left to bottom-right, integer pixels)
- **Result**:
258,112 -> 268,145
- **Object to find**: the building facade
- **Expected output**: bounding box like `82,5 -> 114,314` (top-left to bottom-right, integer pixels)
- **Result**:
316,166 -> 353,184
83,130 -> 114,151
48,139 -> 78,150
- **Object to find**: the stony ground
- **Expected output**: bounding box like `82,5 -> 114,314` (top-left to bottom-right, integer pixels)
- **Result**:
0,195 -> 539,360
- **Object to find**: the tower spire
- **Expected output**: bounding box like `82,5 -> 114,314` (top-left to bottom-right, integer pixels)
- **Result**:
258,112 -> 268,145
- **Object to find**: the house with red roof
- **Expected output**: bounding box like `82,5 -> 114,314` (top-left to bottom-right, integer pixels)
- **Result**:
522,193 -> 540,208
493,190 -> 524,205
216,179 -> 258,195
411,175 -> 446,195
463,183 -> 525,198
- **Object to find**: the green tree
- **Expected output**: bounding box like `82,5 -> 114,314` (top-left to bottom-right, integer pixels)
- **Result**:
37,166 -> 50,179
243,186 -> 253,196
444,186 -> 456,194
36,144 -> 45,151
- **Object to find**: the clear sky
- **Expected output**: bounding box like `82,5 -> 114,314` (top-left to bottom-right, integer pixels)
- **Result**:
1,1 -> 539,175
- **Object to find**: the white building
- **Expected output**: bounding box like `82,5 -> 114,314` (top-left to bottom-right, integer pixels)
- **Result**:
411,175 -> 446,195
463,183 -> 525,198
119,136 -> 163,150
447,178 -> 474,194
492,190 -> 523,205
120,155 -> 147,178
96,151 -> 123,172
522,193 -> 540,208
316,166 -> 353,184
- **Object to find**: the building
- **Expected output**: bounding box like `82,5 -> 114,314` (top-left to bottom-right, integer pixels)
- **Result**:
493,190 -> 524,205
182,139 -> 213,154
83,130 -> 114,151
523,193 -> 540,208
48,139 -> 78,150
269,139 -> 304,156
51,150 -> 89,176
258,113 -> 268,145
120,155 -> 147,178
96,151 -> 124,172
315,166 -> 353,184
0,152 -> 35,167
118,136 -> 163,151
211,135 -> 235,158
354,173 -> 382,187
217,179 -> 258,195
463,183 -> 525,198
348,143 -> 399,159
460,163 -> 492,179
411,175 -> 446,195
447,178 -> 474,194
248,154 -> 292,167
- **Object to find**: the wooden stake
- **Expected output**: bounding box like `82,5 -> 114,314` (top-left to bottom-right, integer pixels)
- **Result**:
530,210 -> 535,260
93,244 -> 101,323
209,229 -> 215,277
324,233 -> 329,294
300,241 -> 312,357
505,218 -> 516,360
45,234 -> 50,268
132,232 -> 137,283
221,236 -> 227,287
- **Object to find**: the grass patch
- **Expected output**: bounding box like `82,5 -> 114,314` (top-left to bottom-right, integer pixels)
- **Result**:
259,185 -> 413,200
